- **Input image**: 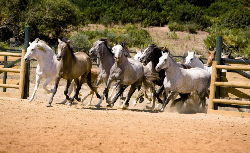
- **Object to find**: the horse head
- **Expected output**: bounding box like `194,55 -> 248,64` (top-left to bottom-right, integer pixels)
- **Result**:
140,44 -> 158,66
57,38 -> 71,61
134,49 -> 143,61
112,44 -> 124,62
24,38 -> 47,62
185,51 -> 196,66
89,39 -> 108,55
207,50 -> 216,67
155,52 -> 170,72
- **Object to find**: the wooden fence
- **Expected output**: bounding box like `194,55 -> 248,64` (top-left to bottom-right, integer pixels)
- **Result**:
207,36 -> 250,118
0,51 -> 26,98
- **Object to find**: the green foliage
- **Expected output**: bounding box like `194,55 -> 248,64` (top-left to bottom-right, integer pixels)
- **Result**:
0,0 -> 82,41
70,32 -> 91,48
71,24 -> 152,48
168,22 -> 185,32
204,26 -> 250,58
0,42 -> 9,49
170,31 -> 178,40
219,8 -> 250,29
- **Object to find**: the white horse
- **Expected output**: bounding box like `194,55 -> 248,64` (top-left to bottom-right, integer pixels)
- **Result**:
185,51 -> 212,73
155,52 -> 211,112
24,38 -> 76,103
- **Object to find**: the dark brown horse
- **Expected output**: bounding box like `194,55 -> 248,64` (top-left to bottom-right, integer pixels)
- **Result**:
46,38 -> 100,107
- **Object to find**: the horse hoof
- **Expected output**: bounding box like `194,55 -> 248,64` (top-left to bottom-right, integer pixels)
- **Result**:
75,97 -> 81,102
46,104 -> 52,107
67,103 -> 72,106
139,97 -> 144,103
160,108 -> 164,112
133,103 -> 137,107
28,99 -> 32,102
95,105 -> 101,108
106,104 -> 113,108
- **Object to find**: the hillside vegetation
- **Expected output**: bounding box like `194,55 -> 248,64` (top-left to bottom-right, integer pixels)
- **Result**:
0,0 -> 250,57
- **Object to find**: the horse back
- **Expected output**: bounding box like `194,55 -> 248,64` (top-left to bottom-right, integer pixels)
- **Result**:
70,52 -> 92,78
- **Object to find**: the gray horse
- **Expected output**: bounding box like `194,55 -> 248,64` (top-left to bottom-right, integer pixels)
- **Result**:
155,52 -> 211,112
98,43 -> 144,108
89,39 -> 130,106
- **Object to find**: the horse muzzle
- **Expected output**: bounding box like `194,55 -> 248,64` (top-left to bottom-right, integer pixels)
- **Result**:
24,57 -> 29,63
57,55 -> 62,61
155,66 -> 161,72
114,57 -> 119,62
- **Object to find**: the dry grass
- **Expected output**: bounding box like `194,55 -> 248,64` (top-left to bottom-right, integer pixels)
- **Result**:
144,25 -> 209,57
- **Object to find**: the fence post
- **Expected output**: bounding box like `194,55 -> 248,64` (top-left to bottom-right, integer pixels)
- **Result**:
23,26 -> 30,99
3,56 -> 7,92
214,36 -> 222,110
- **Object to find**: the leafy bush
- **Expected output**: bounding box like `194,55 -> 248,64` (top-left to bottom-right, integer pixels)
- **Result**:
70,32 -> 91,48
70,24 -> 152,48
168,22 -> 185,32
204,26 -> 250,58
219,8 -> 250,29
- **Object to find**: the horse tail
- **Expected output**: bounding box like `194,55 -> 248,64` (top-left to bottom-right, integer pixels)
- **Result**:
87,71 -> 101,99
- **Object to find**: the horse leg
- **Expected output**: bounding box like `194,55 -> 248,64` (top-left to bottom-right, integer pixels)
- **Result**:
28,74 -> 41,102
160,90 -> 176,112
121,84 -> 137,109
155,85 -> 165,104
108,85 -> 128,107
96,78 -> 113,107
46,76 -> 60,107
119,85 -> 129,106
43,77 -> 53,93
60,80 -> 75,104
133,88 -> 145,107
86,71 -> 100,99
68,78 -> 83,106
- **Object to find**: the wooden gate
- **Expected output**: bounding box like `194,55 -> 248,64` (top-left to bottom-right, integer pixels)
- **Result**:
0,51 -> 26,98
207,36 -> 250,118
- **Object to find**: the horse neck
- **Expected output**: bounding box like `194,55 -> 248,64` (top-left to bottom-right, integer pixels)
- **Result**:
165,56 -> 182,77
151,50 -> 161,72
116,52 -> 128,66
98,45 -> 114,70
35,49 -> 55,67
62,48 -> 75,68
193,57 -> 204,69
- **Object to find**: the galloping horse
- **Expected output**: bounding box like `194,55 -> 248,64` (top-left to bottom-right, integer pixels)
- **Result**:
185,51 -> 212,73
24,38 -> 75,103
46,38 -> 100,107
89,39 -> 130,107
155,52 -> 211,112
99,43 -> 144,109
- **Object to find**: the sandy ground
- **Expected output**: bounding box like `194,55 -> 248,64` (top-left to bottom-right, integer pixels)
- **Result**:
0,25 -> 249,153
0,83 -> 250,153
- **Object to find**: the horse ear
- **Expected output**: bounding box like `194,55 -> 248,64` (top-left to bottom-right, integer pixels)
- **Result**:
67,39 -> 71,44
58,38 -> 61,43
194,51 -> 196,55
29,42 -> 31,45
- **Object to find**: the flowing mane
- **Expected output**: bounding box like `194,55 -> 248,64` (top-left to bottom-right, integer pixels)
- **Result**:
99,38 -> 113,55
62,37 -> 74,54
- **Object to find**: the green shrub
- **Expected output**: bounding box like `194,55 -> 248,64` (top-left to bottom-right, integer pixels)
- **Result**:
70,32 -> 92,49
168,22 -> 185,32
185,22 -> 199,34
219,8 -> 250,29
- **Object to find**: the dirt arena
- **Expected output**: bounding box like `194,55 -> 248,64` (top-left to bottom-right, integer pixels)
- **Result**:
0,82 -> 250,153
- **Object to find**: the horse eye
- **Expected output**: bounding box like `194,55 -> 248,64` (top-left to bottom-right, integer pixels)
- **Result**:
191,58 -> 193,60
